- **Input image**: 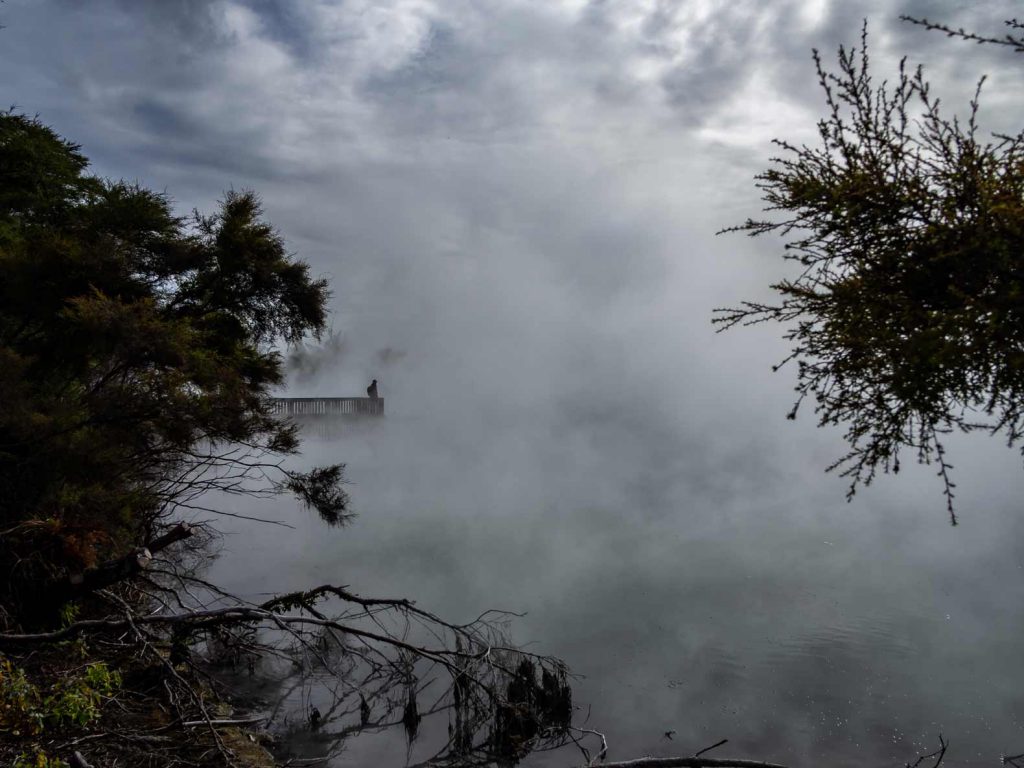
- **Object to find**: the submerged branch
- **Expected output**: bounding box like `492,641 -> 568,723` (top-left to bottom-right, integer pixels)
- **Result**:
576,758 -> 789,768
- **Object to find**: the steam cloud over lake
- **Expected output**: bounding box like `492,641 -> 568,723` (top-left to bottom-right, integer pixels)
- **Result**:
5,1 -> 1024,764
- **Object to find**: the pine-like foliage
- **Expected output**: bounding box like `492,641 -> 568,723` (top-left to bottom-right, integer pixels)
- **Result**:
0,113 -> 345,617
716,25 -> 1024,522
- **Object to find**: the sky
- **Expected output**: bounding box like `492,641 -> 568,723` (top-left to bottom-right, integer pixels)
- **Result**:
3,0 -> 1022,507
6,2 -> 1024,765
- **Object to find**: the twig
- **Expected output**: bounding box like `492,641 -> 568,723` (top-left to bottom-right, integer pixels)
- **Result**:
907,735 -> 948,768
574,759 -> 787,768
695,740 -> 729,758
180,716 -> 268,728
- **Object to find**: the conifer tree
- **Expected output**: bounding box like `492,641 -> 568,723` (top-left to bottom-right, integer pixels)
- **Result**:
717,22 -> 1024,522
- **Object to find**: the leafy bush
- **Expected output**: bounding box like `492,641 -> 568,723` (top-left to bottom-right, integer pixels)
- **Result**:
0,655 -> 121,737
13,751 -> 68,768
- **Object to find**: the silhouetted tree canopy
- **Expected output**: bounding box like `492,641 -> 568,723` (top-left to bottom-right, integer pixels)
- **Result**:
716,23 -> 1024,522
0,112 -> 346,619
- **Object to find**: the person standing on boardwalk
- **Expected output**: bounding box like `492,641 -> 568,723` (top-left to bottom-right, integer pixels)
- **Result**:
367,379 -> 379,399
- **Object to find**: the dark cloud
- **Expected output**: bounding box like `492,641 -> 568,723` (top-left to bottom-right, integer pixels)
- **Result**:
57,0 -> 228,50
654,3 -> 774,122
359,21 -> 516,140
237,0 -> 316,61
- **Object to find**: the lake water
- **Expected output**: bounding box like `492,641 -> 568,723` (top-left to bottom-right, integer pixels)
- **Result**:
208,404 -> 1024,768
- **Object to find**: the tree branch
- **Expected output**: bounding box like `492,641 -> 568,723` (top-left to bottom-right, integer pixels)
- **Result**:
576,758 -> 788,768
51,523 -> 194,604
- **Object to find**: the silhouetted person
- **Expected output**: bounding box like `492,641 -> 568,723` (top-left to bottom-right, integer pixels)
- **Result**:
367,379 -> 379,399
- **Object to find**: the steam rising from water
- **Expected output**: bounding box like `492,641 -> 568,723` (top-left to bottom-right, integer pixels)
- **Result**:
7,1 -> 1024,764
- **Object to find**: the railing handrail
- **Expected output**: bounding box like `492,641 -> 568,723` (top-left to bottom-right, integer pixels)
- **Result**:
272,397 -> 377,403
268,396 -> 384,417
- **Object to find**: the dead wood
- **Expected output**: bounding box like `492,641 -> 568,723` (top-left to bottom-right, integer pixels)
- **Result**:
576,759 -> 789,768
45,522 -> 195,606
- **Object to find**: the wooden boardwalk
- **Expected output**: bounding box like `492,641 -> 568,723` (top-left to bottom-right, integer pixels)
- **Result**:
270,397 -> 384,418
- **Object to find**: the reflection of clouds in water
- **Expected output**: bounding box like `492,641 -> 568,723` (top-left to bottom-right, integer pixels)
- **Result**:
207,406 -> 1024,766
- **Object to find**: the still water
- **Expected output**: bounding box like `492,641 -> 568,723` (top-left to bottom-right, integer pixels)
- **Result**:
209,407 -> 1024,768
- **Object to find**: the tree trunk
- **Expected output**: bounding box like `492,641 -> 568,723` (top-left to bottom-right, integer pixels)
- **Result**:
43,522 -> 194,610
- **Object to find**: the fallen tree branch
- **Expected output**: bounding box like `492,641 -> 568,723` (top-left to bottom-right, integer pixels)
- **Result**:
1,577 -> 582,767
144,522 -> 195,554
0,601 -> 518,676
575,759 -> 788,768
180,716 -> 268,728
0,604 -> 476,677
695,739 -> 729,758
48,522 -> 195,604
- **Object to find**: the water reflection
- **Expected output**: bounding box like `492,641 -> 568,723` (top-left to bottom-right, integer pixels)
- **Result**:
206,587 -> 581,768
208,411 -> 1024,767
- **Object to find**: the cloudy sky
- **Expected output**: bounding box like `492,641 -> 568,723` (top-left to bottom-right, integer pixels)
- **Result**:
5,2 -> 1024,765
1,1 -> 1019,395
3,0 -> 1021,505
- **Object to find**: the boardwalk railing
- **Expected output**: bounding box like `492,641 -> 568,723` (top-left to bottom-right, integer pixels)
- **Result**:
269,397 -> 384,417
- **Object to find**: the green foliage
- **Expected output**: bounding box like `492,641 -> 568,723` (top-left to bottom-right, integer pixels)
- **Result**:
58,603 -> 79,629
0,657 -> 43,737
0,656 -> 119,738
716,24 -> 1024,521
0,113 -> 99,224
0,111 -> 347,617
286,464 -> 353,526
13,751 -> 68,768
46,662 -> 121,728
